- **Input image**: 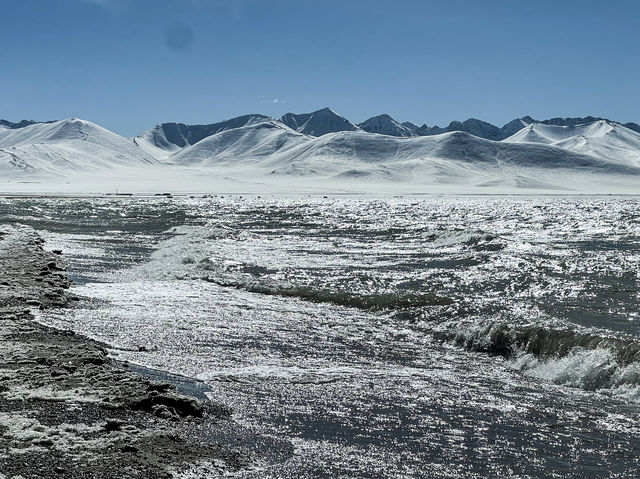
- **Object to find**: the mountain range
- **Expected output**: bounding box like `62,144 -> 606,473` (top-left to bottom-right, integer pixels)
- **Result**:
7,108 -> 640,143
2,108 -> 640,193
135,108 -> 640,143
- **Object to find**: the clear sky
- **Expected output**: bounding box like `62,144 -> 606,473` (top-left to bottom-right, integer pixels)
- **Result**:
1,0 -> 639,136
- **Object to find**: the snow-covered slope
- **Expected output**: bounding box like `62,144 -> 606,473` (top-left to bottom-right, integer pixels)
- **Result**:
500,117 -> 535,138
264,130 -> 635,179
3,113 -> 640,194
169,120 -> 310,166
0,118 -> 157,178
132,124 -> 184,160
167,121 -> 640,190
279,108 -> 360,136
511,116 -> 640,135
505,120 -> 640,167
134,114 -> 271,159
402,121 -> 420,131
505,120 -> 611,144
358,114 -> 417,137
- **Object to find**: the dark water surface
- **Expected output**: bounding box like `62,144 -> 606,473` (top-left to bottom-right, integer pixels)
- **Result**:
2,195 -> 640,478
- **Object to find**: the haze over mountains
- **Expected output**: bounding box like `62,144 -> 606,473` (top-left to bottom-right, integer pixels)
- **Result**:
2,107 -> 640,193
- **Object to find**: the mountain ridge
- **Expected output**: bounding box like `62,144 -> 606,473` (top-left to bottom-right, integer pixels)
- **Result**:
133,114 -> 272,159
0,118 -> 157,178
279,107 -> 360,137
131,109 -> 640,157
3,114 -> 640,192
0,119 -> 55,129
162,119 -> 640,178
358,114 -> 417,137
6,111 -> 639,142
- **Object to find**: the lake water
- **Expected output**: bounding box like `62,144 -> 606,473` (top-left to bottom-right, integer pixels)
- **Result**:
3,195 -> 640,478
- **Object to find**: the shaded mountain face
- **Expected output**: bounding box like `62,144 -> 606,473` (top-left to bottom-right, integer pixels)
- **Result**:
539,116 -> 605,127
169,120 -> 309,166
146,114 -> 272,148
414,118 -> 536,141
501,117 -> 536,138
133,114 -> 272,159
358,114 -> 417,137
402,121 -> 420,131
0,119 -> 51,129
409,116 -> 640,141
279,108 -> 359,136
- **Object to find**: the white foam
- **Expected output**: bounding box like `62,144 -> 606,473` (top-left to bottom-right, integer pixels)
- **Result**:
510,348 -> 617,390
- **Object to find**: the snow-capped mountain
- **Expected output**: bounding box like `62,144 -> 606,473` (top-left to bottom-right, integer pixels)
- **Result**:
358,114 -> 417,137
134,114 -> 271,159
279,108 -> 359,136
268,129 -> 637,178
416,118 -> 507,141
504,120 -> 640,167
0,118 -> 157,178
165,119 -> 640,184
500,117 -> 536,138
3,111 -> 640,193
517,116 -> 640,134
407,116 -> 640,140
169,121 -> 309,166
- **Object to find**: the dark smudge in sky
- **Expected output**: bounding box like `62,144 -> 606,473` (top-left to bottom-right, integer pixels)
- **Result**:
164,22 -> 194,50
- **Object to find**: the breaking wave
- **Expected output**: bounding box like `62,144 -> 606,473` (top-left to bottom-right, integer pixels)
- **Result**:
431,317 -> 640,399
136,221 -> 640,400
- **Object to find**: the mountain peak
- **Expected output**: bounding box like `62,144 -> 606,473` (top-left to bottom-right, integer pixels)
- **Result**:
134,114 -> 272,158
0,117 -> 157,176
358,114 -> 417,137
279,108 -> 359,137
169,119 -> 309,166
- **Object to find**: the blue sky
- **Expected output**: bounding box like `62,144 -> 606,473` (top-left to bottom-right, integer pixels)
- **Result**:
1,0 -> 639,136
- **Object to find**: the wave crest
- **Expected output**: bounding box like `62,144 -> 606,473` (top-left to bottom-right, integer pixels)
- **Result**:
432,317 -> 640,397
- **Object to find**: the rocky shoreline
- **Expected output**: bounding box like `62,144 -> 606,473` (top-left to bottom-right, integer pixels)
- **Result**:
0,225 -> 262,478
